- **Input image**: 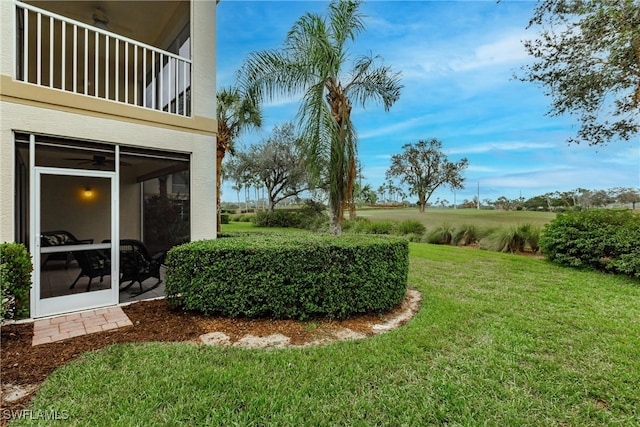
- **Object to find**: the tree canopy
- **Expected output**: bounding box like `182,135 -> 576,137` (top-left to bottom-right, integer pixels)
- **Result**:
521,0 -> 640,145
228,123 -> 312,212
386,139 -> 468,213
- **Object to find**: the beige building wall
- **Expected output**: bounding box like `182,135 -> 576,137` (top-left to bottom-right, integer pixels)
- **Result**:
0,0 -> 218,244
0,101 -> 217,242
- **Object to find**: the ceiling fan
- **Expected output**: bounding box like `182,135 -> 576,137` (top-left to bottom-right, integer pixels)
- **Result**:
65,155 -> 131,167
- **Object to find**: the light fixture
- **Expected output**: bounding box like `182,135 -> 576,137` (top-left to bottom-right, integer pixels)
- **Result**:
82,186 -> 94,199
93,8 -> 109,31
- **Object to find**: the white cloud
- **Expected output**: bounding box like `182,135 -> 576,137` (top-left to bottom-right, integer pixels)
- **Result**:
605,144 -> 640,167
263,96 -> 299,109
382,27 -> 531,83
447,141 -> 556,155
450,33 -> 529,72
358,114 -> 436,139
467,165 -> 498,173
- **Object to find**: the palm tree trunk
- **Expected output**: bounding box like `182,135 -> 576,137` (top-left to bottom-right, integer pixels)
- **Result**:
328,88 -> 351,234
328,211 -> 341,236
347,155 -> 356,219
328,133 -> 345,236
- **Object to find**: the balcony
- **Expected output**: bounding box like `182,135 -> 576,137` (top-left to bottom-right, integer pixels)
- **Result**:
15,1 -> 191,117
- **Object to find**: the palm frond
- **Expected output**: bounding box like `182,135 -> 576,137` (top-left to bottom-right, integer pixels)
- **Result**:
239,50 -> 311,105
216,86 -> 262,150
328,0 -> 365,53
346,55 -> 403,111
298,83 -> 334,178
288,14 -> 329,62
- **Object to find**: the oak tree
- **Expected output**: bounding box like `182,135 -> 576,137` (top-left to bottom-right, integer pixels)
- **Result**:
521,0 -> 640,145
386,139 -> 468,213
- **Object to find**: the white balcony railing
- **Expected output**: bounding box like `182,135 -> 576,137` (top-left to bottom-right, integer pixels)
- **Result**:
15,1 -> 191,117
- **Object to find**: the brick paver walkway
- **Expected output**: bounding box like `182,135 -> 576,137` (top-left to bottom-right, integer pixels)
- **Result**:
32,306 -> 132,346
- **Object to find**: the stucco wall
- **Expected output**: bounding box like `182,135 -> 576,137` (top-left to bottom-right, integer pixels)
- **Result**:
0,101 -> 217,243
191,0 -> 216,120
0,0 -> 218,243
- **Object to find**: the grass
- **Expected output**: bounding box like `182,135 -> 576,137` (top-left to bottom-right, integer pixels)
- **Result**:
221,221 -> 310,233
16,243 -> 640,426
357,207 -> 556,229
225,208 -> 554,243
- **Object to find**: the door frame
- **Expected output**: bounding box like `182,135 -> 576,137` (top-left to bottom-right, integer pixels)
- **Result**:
29,135 -> 120,318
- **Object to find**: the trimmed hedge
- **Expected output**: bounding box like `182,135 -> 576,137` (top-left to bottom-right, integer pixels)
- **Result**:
540,209 -> 640,277
165,233 -> 409,320
1,242 -> 33,320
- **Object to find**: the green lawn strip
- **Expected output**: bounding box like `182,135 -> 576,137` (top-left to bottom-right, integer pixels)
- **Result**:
357,207 -> 556,229
15,244 -> 640,426
222,221 -> 310,233
225,208 -> 556,232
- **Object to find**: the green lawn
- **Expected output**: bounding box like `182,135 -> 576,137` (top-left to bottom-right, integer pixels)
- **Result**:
17,243 -> 640,426
221,221 -> 309,233
224,207 -> 556,234
356,207 -> 556,228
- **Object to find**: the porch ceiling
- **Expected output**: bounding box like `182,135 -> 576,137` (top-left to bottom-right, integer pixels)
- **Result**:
27,0 -> 189,50
17,140 -> 188,180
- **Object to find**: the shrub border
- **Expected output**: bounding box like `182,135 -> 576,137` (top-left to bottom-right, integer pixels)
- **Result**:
165,233 -> 409,320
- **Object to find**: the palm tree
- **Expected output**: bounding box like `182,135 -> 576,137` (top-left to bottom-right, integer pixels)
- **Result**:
231,183 -> 242,211
377,184 -> 386,205
216,87 -> 262,231
239,0 -> 401,235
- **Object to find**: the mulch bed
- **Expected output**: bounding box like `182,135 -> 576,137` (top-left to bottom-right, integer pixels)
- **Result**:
1,298 -> 391,419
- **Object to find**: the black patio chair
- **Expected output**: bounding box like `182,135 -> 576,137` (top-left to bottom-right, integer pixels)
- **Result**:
107,239 -> 166,296
41,230 -> 93,269
69,249 -> 111,292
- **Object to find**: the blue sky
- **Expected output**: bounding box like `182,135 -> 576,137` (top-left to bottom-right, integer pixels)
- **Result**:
216,0 -> 640,205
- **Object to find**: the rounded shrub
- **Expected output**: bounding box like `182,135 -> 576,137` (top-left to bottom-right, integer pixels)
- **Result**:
252,210 -> 302,228
251,203 -> 326,230
165,233 -> 409,320
239,214 -> 253,222
540,209 -> 640,277
1,242 -> 33,320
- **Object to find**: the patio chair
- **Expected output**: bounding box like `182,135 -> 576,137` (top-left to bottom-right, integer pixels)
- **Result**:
69,248 -> 111,292
105,239 -> 165,296
41,230 -> 93,269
